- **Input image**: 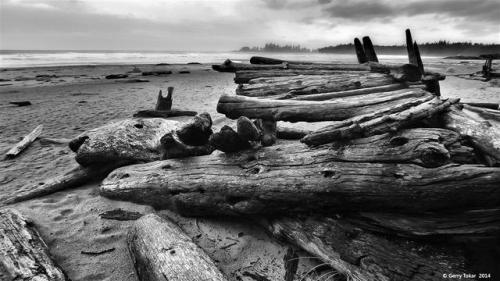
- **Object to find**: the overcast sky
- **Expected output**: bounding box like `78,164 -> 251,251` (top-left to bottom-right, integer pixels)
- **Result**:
1,0 -> 499,51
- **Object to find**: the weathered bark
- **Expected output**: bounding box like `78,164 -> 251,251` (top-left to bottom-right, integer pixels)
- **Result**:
160,131 -> 214,159
212,59 -> 287,72
362,36 -> 378,62
406,29 -> 418,65
218,88 -> 433,122
354,38 -> 368,64
443,106 -> 500,161
69,118 -> 179,166
128,214 -> 227,281
464,103 -> 499,110
133,109 -> 197,118
276,126 -> 311,139
413,41 -> 425,74
237,116 -> 261,142
290,83 -> 410,101
208,125 -> 250,153
3,164 -> 117,205
234,69 -> 364,84
175,113 -> 213,146
236,73 -> 395,97
351,208 -> 500,237
213,59 -> 371,72
0,209 -> 67,281
99,142 -> 500,215
249,56 -> 312,65
462,104 -> 500,121
254,119 -> 277,146
264,216 -> 473,281
5,125 -> 43,158
302,97 -> 459,146
155,88 -> 173,111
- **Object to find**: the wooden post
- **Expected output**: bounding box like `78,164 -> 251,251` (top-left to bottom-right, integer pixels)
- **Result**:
362,36 -> 378,62
155,88 -> 173,111
354,38 -> 368,64
406,29 -> 418,65
413,41 -> 425,74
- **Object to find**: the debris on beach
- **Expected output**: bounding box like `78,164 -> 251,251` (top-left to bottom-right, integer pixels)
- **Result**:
5,125 -> 43,159
134,87 -> 198,118
9,101 -> 32,106
105,74 -> 128,79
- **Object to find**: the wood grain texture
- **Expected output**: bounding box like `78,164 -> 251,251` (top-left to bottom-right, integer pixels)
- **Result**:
128,214 -> 227,281
0,208 -> 67,281
100,141 -> 500,215
5,125 -> 43,158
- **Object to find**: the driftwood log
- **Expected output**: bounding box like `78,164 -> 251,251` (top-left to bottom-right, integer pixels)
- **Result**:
290,83 -> 412,101
443,106 -> 500,162
0,209 -> 67,281
69,118 -> 179,166
302,97 -> 459,146
133,109 -> 197,118
276,126 -> 311,140
5,125 -> 43,159
234,69 -> 364,84
218,88 -> 433,122
100,142 -> 500,215
264,216 -> 473,281
128,214 -> 227,281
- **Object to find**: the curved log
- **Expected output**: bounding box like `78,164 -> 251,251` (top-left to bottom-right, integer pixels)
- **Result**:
0,209 -> 67,281
218,88 -> 432,122
100,142 -> 500,215
128,214 -> 227,281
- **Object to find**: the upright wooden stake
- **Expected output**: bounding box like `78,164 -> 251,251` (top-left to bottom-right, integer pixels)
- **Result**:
406,29 -> 418,65
155,88 -> 173,111
354,38 -> 368,64
413,41 -> 425,74
362,36 -> 378,62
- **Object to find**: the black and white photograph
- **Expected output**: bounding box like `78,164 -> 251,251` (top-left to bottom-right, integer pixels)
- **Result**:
1,0 -> 499,280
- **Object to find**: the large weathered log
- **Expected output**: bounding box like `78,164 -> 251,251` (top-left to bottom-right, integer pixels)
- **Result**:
234,69 -> 364,84
69,118 -> 179,166
302,97 -> 459,146
218,88 -> 433,122
5,125 -> 43,159
464,103 -> 500,111
133,109 -> 197,118
290,83 -> 410,101
443,106 -> 500,161
354,38 -> 368,64
264,216 -> 473,281
128,214 -> 227,281
351,208 -> 500,237
249,56 -> 313,65
237,73 -> 395,97
213,59 -> 370,72
100,142 -> 500,215
362,36 -> 378,62
212,59 -> 287,72
3,164 -> 117,205
0,209 -> 67,281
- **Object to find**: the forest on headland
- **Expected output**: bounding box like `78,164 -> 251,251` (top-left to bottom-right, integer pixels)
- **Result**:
240,41 -> 500,57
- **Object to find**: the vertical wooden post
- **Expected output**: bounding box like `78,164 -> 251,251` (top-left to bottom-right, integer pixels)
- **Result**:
354,38 -> 368,64
413,41 -> 425,74
362,36 -> 378,62
155,88 -> 173,111
406,29 -> 418,65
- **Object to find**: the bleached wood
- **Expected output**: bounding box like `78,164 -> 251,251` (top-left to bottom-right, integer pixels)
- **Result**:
5,125 -> 43,158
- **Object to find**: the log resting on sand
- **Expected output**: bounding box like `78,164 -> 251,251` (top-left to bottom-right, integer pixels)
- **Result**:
236,73 -> 396,97
133,109 -> 197,118
289,83 -> 412,101
443,105 -> 500,162
69,118 -> 179,166
3,164 -> 117,205
0,209 -> 67,281
128,214 -> 227,281
5,125 -> 43,159
302,97 -> 459,146
234,69 -> 367,84
218,88 -> 433,122
99,141 -> 500,215
264,216 -> 473,281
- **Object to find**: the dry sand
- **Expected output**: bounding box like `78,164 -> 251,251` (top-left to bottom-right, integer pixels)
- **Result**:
0,61 -> 498,281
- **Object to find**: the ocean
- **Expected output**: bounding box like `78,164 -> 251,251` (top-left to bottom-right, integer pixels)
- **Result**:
0,50 -> 426,68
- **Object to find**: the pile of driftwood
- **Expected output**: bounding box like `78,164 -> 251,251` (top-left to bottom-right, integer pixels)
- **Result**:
2,29 -> 500,281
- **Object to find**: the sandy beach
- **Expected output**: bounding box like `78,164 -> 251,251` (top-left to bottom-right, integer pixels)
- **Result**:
1,60 -> 499,281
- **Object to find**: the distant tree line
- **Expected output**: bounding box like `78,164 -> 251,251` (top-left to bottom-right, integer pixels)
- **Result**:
317,41 -> 500,56
239,43 -> 311,53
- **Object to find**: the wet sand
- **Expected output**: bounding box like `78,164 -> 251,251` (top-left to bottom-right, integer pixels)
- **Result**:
0,61 -> 498,281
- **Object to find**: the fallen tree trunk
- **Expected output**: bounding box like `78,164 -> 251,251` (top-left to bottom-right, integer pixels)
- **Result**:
290,83 -> 410,101
236,73 -> 395,97
69,118 -> 179,166
3,164 -> 117,205
443,106 -> 500,162
234,69 -> 365,84
264,216 -> 473,281
463,104 -> 500,121
464,103 -> 499,110
249,56 -> 313,65
276,126 -> 311,139
100,142 -> 500,215
133,109 -> 197,118
351,208 -> 500,237
302,97 -> 459,146
128,214 -> 227,281
218,88 -> 433,122
5,125 -> 43,158
0,209 -> 67,281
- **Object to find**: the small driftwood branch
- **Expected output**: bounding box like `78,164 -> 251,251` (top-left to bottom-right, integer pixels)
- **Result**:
5,125 -> 43,158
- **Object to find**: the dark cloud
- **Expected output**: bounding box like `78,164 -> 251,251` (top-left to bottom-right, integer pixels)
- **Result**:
324,1 -> 393,20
